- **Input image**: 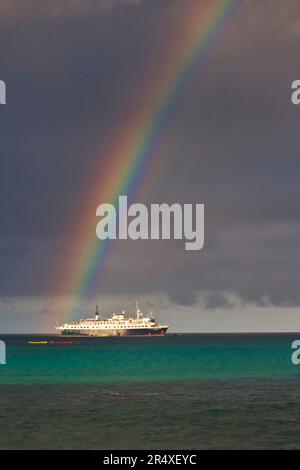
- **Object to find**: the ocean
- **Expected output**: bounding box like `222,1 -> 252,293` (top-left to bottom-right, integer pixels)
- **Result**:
1,334 -> 300,449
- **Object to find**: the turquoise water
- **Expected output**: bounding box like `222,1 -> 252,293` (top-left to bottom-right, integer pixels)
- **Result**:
0,334 -> 299,384
1,334 -> 300,449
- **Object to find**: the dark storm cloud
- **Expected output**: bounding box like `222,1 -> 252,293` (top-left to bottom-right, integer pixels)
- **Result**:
203,293 -> 234,310
0,0 -> 142,20
0,0 -> 167,240
1,0 -> 300,309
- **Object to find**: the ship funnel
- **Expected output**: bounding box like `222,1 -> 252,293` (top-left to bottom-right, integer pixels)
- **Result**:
95,305 -> 99,320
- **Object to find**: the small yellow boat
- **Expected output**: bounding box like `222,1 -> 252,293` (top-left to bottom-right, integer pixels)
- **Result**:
28,341 -> 48,345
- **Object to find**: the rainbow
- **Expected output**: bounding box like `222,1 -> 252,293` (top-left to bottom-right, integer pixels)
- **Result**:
62,0 -> 239,319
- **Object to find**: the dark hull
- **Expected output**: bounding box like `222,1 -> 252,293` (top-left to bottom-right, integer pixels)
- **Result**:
61,327 -> 168,337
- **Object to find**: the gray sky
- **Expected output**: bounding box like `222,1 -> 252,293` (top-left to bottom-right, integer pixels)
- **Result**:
1,0 -> 300,332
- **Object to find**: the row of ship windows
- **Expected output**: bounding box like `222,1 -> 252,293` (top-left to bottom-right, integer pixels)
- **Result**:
67,325 -> 152,330
90,322 -> 148,324
77,322 -> 150,325
67,325 -> 151,329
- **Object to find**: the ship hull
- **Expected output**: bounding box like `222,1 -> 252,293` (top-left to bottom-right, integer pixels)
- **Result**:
60,327 -> 168,337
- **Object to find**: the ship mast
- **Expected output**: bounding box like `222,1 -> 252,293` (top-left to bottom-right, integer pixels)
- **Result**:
136,301 -> 141,320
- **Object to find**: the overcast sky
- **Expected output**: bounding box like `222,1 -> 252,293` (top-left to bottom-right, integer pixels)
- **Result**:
1,0 -> 300,332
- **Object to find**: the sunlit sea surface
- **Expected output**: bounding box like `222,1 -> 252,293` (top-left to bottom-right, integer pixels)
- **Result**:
1,334 -> 300,449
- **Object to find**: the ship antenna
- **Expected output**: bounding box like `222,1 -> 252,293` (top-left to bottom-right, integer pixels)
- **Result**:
136,301 -> 139,320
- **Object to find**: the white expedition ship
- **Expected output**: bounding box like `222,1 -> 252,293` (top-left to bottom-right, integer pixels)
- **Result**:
55,304 -> 169,337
